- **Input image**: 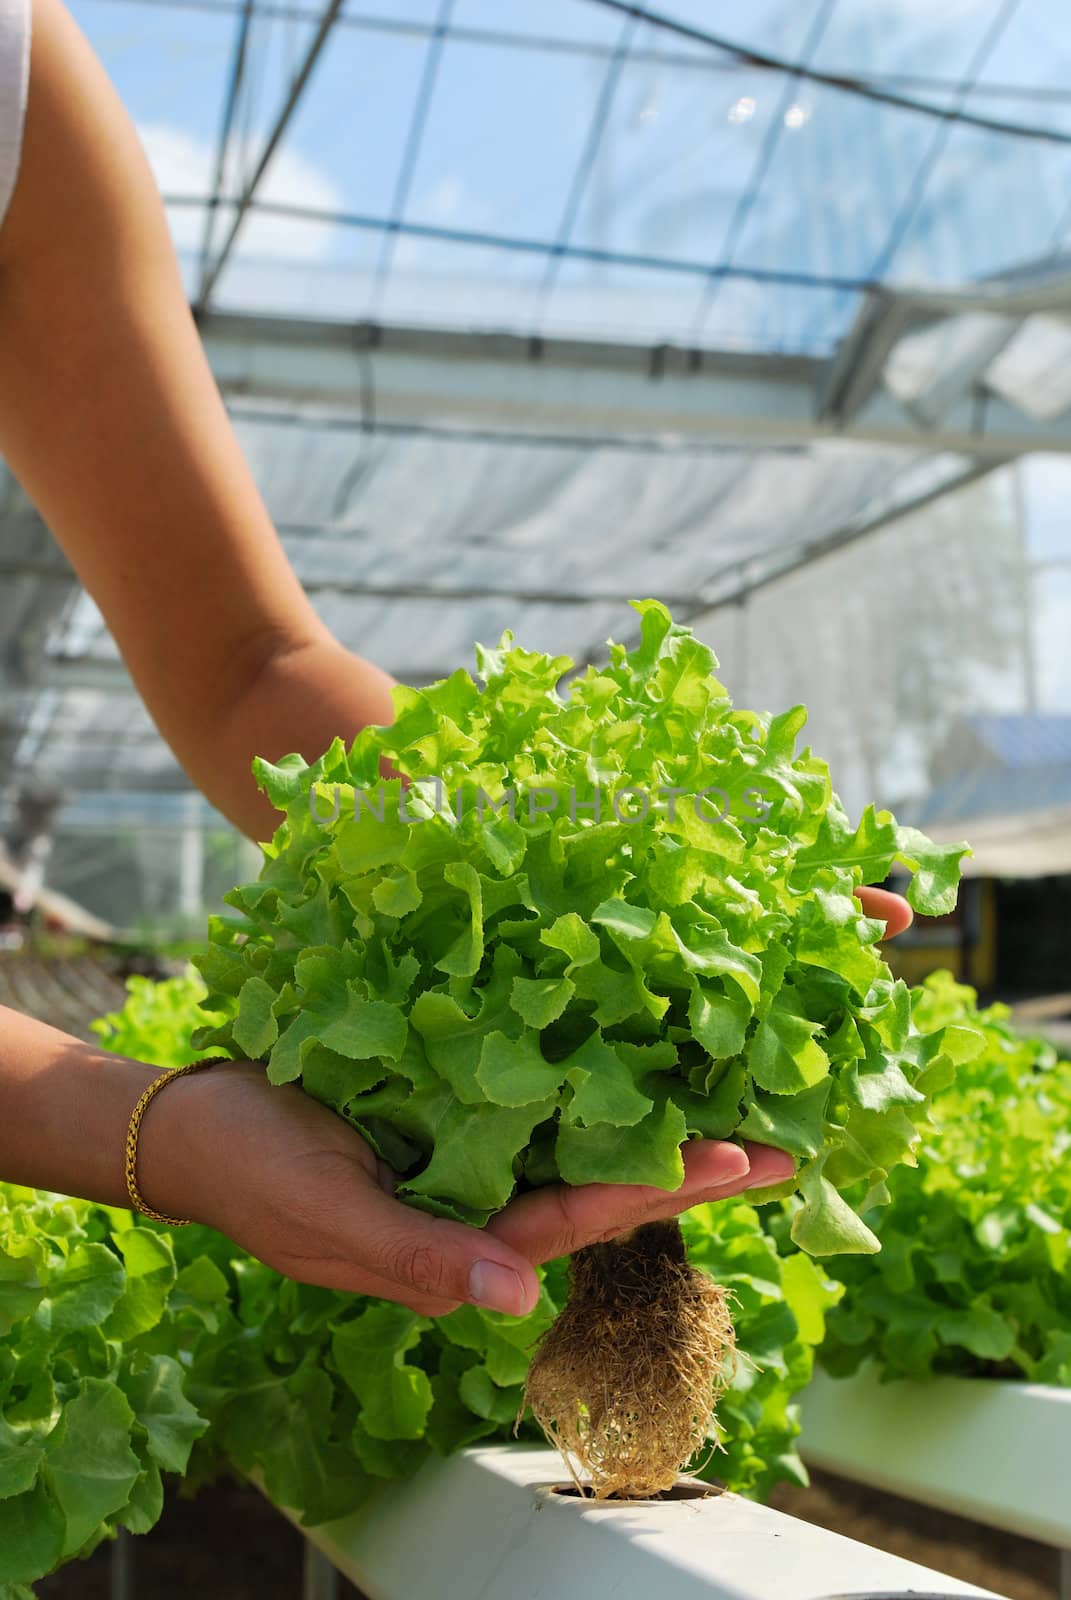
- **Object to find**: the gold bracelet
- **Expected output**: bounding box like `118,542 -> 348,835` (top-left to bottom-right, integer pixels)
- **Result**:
124,1058 -> 228,1227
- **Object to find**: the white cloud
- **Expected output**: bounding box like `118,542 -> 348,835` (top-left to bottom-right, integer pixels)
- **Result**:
420,174 -> 466,225
137,123 -> 343,261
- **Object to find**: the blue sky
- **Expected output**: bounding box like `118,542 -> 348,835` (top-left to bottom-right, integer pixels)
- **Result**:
65,0 -> 1071,347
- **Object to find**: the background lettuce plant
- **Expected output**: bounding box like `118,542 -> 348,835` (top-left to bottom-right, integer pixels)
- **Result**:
0,1181 -> 207,1596
811,972 -> 1071,1384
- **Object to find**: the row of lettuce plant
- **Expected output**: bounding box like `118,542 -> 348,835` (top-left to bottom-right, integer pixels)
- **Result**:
783,972 -> 1071,1386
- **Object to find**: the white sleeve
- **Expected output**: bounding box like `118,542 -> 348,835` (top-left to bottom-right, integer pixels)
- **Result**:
0,0 -> 30,234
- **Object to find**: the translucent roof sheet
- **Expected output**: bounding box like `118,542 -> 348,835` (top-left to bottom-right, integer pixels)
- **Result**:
59,0 -> 1071,352
6,0 -> 1071,822
0,426 -> 978,800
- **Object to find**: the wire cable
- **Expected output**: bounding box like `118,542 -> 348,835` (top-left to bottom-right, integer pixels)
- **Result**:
369,0 -> 456,318
869,0 -> 1023,281
579,0 -> 1071,148
690,0 -> 840,344
197,0 -> 256,301
533,10 -> 638,328
166,191 -> 872,294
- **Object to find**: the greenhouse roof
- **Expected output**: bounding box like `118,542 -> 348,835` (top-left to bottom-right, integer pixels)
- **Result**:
6,0 -> 1071,819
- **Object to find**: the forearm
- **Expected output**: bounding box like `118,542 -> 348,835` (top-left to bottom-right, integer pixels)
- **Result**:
0,0 -> 397,842
192,635 -> 398,841
0,1004 -> 251,1223
0,1005 -> 161,1206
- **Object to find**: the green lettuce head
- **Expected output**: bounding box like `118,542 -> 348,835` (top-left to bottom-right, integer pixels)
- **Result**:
194,601 -> 974,1255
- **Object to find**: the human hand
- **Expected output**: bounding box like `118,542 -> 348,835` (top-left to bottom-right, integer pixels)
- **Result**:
855,885 -> 912,938
141,1061 -> 793,1319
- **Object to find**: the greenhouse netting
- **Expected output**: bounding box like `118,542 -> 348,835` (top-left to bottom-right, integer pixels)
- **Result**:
3,0 -> 1071,936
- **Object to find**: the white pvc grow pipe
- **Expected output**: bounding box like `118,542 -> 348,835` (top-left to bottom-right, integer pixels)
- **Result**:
799,1367 -> 1071,1550
270,1443 -> 1009,1600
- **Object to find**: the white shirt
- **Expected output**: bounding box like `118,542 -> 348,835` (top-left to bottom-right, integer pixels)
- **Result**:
0,0 -> 30,234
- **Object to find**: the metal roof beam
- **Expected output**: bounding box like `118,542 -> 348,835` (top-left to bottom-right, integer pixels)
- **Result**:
817,290 -> 910,423
26,658 -> 134,692
818,260 -> 1071,431
0,569 -> 706,610
12,653 -> 461,694
891,269 -> 1071,319
691,459 -> 1004,612
0,552 -> 705,611
0,554 -> 74,582
201,311 -> 1071,457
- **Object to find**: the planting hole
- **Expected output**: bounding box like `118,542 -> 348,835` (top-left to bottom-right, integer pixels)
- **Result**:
550,1479 -> 718,1503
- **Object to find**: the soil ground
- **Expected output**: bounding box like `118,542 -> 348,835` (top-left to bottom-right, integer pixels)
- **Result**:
36,1468 -> 1059,1599
35,1478 -> 367,1600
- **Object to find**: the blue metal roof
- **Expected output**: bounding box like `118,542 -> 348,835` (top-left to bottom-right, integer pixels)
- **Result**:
915,764 -> 1071,827
963,713 -> 1071,768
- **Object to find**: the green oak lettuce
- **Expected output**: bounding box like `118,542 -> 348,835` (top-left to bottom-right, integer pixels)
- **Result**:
89,970 -> 224,1066
813,972 -> 1071,1383
193,601 -> 971,1254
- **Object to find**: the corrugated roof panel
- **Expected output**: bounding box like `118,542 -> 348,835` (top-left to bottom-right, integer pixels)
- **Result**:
914,764 -> 1071,826
965,713 -> 1071,768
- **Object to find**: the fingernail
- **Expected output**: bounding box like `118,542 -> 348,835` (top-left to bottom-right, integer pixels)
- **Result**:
469,1260 -> 527,1315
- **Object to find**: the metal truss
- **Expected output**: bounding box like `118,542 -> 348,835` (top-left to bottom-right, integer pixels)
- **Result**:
818,266 -> 1071,432
199,292 -> 1071,457
6,0 -> 1071,819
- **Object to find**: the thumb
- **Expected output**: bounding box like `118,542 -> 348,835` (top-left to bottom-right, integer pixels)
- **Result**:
350,1175 -> 541,1316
